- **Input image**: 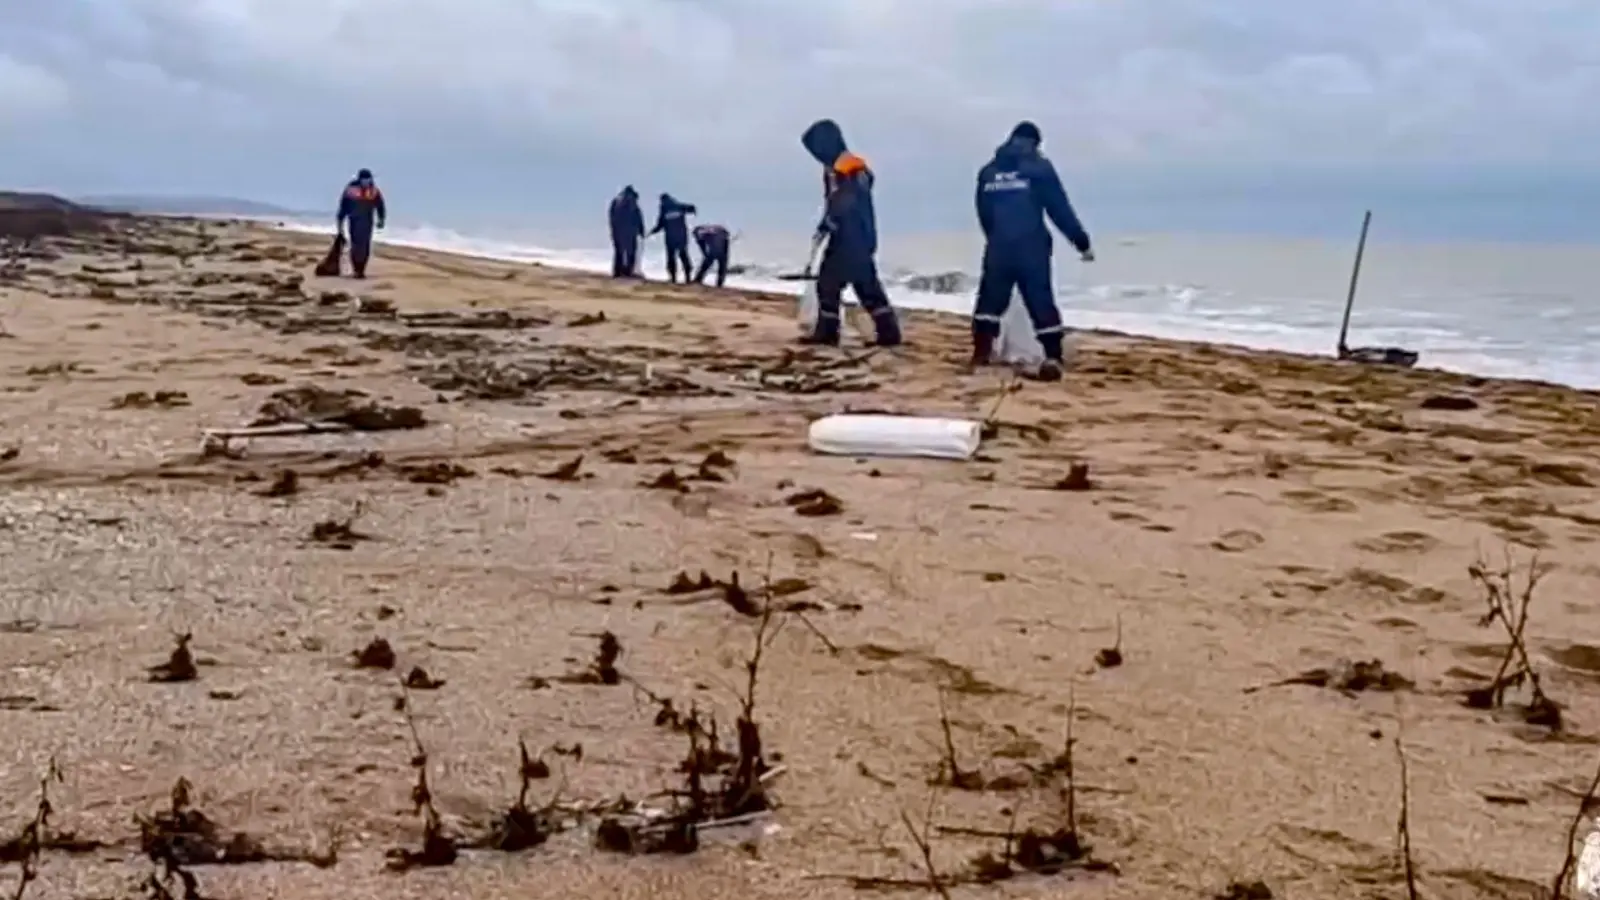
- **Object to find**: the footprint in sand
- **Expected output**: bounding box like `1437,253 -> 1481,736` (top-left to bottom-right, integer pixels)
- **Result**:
1483,515 -> 1551,547
1522,460 -> 1595,487
1401,586 -> 1450,605
1340,567 -> 1413,594
1479,494 -> 1553,518
1211,529 -> 1264,552
1280,489 -> 1358,514
1373,615 -> 1420,630
1454,642 -> 1510,664
1547,644 -> 1600,677
1353,530 -> 1440,554
1107,508 -> 1177,533
1278,568 -> 1450,607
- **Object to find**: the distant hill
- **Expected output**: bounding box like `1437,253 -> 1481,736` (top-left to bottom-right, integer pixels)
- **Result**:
1,191 -> 121,239
0,191 -> 88,213
73,194 -> 309,218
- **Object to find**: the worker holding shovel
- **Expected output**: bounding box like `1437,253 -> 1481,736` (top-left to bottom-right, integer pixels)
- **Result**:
797,119 -> 902,348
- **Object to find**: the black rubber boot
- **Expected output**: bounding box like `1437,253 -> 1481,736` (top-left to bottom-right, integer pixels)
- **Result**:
1030,360 -> 1063,382
872,310 -> 903,348
970,332 -> 995,369
799,315 -> 841,346
1030,331 -> 1064,380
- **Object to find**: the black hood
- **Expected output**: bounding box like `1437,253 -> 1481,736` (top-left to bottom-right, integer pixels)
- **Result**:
801,119 -> 848,166
994,121 -> 1041,164
992,138 -> 1034,164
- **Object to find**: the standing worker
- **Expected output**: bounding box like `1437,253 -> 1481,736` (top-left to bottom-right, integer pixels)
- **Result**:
650,193 -> 697,283
608,185 -> 645,278
798,119 -> 902,348
691,224 -> 732,287
336,168 -> 386,279
971,121 -> 1093,381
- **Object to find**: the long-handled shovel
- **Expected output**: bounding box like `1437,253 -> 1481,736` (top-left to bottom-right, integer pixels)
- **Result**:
778,232 -> 825,282
1335,210 -> 1418,368
785,233 -> 871,343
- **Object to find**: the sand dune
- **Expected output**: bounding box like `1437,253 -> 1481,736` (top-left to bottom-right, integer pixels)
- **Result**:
2,214 -> 1600,899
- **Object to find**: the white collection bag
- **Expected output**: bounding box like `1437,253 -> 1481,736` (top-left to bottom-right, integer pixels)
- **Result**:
995,298 -> 1077,368
995,298 -> 1044,366
794,231 -> 827,336
795,279 -> 820,336
794,277 -> 869,344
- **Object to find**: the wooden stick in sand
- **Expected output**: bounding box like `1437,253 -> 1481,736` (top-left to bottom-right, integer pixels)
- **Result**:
200,420 -> 354,456
203,422 -> 352,440
1336,209 -> 1373,359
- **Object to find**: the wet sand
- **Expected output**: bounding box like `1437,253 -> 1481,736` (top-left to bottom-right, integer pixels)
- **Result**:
3,214 -> 1600,899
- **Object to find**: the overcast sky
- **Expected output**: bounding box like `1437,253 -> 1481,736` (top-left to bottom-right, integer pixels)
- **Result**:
4,0 -> 1597,239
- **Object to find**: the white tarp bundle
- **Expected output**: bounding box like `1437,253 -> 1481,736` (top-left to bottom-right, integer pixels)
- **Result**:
807,414 -> 982,460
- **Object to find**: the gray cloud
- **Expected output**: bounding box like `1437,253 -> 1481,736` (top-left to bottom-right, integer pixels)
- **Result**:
4,0 -> 1596,231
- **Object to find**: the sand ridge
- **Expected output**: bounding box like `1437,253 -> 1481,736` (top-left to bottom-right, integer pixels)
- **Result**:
2,216 -> 1600,899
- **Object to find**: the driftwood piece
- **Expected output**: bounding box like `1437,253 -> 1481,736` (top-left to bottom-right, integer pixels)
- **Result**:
199,421 -> 353,458
204,422 -> 353,440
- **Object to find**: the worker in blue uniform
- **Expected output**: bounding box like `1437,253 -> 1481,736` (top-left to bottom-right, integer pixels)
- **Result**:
608,185 -> 645,277
691,224 -> 732,287
797,119 -> 901,347
336,168 -> 386,279
971,121 -> 1093,381
650,193 -> 698,283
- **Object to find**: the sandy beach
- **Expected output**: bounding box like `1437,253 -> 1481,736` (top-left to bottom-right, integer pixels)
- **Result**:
4,211 -> 1600,900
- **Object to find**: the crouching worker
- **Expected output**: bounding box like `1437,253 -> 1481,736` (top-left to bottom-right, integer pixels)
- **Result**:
799,119 -> 902,347
336,169 -> 386,279
650,193 -> 698,283
691,224 -> 731,286
972,122 -> 1092,381
608,185 -> 645,277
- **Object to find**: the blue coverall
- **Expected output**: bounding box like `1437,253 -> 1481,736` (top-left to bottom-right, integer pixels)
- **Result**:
336,168 -> 386,278
973,121 -> 1092,367
608,186 -> 646,277
692,224 -> 731,287
650,194 -> 697,283
799,119 -> 901,347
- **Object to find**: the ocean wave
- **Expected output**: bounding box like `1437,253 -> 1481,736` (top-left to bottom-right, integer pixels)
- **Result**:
266,218 -> 1600,389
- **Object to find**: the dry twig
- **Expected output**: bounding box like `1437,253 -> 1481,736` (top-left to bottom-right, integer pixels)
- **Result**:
931,689 -> 982,791
386,679 -> 457,869
1394,708 -> 1420,900
1464,547 -> 1561,728
899,793 -> 954,900
4,758 -> 61,900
